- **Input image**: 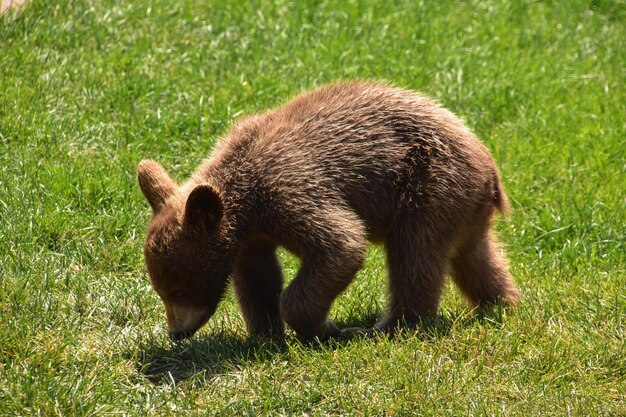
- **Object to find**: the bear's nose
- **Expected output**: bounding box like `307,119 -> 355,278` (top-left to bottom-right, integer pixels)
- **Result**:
169,330 -> 194,341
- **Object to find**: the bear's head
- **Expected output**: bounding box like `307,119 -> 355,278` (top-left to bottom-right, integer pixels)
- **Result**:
137,160 -> 233,340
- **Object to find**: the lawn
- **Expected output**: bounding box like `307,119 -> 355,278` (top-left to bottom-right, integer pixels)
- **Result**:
1,0 -> 624,415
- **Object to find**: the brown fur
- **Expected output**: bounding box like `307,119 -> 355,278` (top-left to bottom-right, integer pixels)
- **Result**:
137,81 -> 520,341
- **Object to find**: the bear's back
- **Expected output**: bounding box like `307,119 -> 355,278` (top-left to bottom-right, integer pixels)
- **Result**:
203,82 -> 497,241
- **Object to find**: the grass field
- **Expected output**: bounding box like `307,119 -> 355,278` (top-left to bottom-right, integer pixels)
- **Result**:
1,0 -> 625,415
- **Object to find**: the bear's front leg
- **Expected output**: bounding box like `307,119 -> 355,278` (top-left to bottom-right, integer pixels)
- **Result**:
279,226 -> 366,342
232,240 -> 285,339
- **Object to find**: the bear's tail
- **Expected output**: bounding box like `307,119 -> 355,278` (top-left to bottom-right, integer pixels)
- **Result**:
493,171 -> 510,217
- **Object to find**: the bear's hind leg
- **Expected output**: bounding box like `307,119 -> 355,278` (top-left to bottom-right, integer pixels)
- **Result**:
232,241 -> 285,338
378,221 -> 451,333
450,222 -> 520,308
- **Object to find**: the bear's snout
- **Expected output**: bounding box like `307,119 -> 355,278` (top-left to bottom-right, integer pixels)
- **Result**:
168,329 -> 195,341
164,304 -> 212,340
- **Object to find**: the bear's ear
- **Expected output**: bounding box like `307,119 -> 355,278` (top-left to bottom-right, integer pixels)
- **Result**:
184,184 -> 223,233
137,160 -> 178,213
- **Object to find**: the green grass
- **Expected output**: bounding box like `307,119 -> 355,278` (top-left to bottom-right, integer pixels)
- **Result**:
1,0 -> 624,415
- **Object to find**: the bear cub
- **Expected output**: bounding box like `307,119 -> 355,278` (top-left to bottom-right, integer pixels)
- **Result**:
138,81 -> 520,341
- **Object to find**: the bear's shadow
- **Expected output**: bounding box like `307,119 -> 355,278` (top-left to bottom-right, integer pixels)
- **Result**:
136,332 -> 289,385
135,308 -> 508,385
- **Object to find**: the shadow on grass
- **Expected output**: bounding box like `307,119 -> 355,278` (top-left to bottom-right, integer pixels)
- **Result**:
135,332 -> 288,385
337,302 -> 511,342
135,305 -> 511,385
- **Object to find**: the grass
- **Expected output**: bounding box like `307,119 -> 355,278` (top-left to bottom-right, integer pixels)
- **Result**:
1,0 -> 624,415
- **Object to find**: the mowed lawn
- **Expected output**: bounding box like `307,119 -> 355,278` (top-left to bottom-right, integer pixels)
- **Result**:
1,0 -> 624,415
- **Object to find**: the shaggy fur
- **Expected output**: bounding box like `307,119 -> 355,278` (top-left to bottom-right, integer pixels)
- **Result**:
138,81 -> 520,341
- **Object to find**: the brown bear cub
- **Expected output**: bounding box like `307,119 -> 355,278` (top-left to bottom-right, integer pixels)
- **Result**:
138,81 -> 520,342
